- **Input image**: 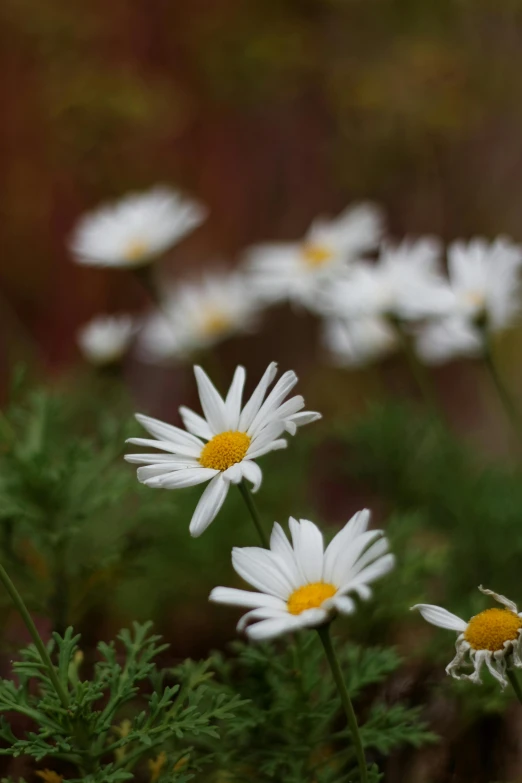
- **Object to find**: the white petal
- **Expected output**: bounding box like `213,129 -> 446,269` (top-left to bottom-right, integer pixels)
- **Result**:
237,607 -> 289,632
240,460 -> 263,492
337,553 -> 395,595
247,371 -> 299,436
223,463 -> 243,484
179,406 -> 213,441
136,461 -> 201,480
333,595 -> 356,615
189,474 -> 229,537
286,411 -> 322,429
225,366 -> 246,430
194,366 -> 228,434
232,547 -> 294,598
485,655 -> 508,688
246,438 -> 287,460
323,510 -> 371,581
288,518 -> 324,583
135,413 -> 204,449
478,585 -> 518,614
125,437 -> 202,459
142,466 -> 218,489
245,616 -> 303,641
238,362 -> 278,431
125,453 -> 200,465
411,604 -> 468,632
269,523 -> 303,588
209,586 -> 286,611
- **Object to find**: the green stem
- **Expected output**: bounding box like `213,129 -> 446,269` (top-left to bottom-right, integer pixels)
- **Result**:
0,563 -> 69,709
237,480 -> 269,548
317,624 -> 367,783
507,668 -> 522,705
388,316 -> 440,417
483,338 -> 522,447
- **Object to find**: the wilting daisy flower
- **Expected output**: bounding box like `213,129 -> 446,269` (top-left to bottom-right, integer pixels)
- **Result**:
138,272 -> 260,363
323,237 -> 452,322
210,509 -> 394,640
125,364 -> 321,536
77,315 -> 136,365
412,586 -> 522,689
70,186 -> 206,268
244,203 -> 383,311
322,316 -> 397,367
415,238 -> 522,363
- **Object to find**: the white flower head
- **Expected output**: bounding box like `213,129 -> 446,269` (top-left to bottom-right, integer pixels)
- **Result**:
412,586 -> 522,689
210,510 -> 395,641
69,186 -> 207,268
244,203 -> 383,311
322,316 -> 397,368
125,364 -> 321,536
415,238 -> 522,364
77,315 -> 136,365
138,271 -> 260,363
323,237 -> 452,322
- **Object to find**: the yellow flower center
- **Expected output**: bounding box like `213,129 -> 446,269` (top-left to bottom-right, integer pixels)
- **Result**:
287,582 -> 337,615
124,239 -> 149,263
199,431 -> 251,471
463,289 -> 486,308
301,243 -> 334,268
201,310 -> 231,337
464,608 -> 522,652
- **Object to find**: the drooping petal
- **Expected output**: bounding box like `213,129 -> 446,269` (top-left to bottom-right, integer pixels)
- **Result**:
223,463 -> 243,484
333,595 -> 356,615
237,607 -> 290,632
246,438 -> 287,460
479,585 -> 519,614
194,366 -> 228,434
189,474 -> 229,537
240,460 -> 263,492
412,603 -> 468,632
245,616 -> 304,641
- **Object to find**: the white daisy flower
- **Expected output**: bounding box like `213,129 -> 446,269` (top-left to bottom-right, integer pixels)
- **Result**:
322,316 -> 397,367
69,186 -> 206,268
125,364 -> 321,536
323,238 -> 452,322
77,315 -> 136,365
412,586 -> 522,689
138,271 -> 260,363
210,509 -> 395,641
415,315 -> 482,365
244,203 -> 383,311
415,238 -> 522,363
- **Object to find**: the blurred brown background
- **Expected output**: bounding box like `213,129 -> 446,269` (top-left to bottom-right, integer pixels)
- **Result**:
3,0 -> 522,372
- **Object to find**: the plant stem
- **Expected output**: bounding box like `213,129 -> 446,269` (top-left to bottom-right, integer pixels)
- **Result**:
388,316 -> 440,417
317,624 -> 367,783
237,480 -> 269,548
483,337 -> 522,448
507,668 -> 522,705
0,562 -> 69,709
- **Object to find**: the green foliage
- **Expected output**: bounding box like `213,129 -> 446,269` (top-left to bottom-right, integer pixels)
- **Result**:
0,623 -> 244,783
205,633 -> 436,782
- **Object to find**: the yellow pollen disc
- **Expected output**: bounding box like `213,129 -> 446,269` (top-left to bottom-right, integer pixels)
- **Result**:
201,310 -> 231,337
124,239 -> 149,263
287,582 -> 337,615
464,289 -> 486,308
301,243 -> 334,268
199,431 -> 251,472
464,608 -> 522,652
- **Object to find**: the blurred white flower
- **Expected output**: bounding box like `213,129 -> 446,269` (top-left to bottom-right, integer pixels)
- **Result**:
125,364 -> 321,537
415,315 -> 482,364
322,316 -> 397,367
77,315 -> 135,365
210,509 -> 394,641
323,237 -> 452,322
415,238 -> 522,363
138,272 -> 260,363
412,587 -> 522,690
70,186 -> 207,268
244,203 -> 383,311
